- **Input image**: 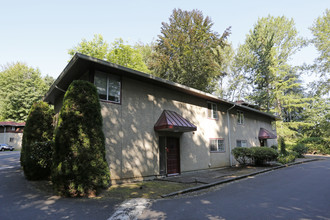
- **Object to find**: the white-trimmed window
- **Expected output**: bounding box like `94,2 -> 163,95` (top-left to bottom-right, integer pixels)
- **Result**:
210,139 -> 225,152
207,102 -> 218,119
272,121 -> 276,131
237,111 -> 244,124
94,71 -> 121,103
236,140 -> 247,147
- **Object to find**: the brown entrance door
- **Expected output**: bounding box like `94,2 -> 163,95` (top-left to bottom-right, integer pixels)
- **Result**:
166,137 -> 180,175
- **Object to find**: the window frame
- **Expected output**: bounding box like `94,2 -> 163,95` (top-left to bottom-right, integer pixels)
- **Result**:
94,71 -> 122,104
237,110 -> 244,124
236,140 -> 247,148
209,138 -> 225,153
207,102 -> 218,120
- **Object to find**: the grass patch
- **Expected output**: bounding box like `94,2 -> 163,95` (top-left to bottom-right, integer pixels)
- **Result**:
100,181 -> 198,199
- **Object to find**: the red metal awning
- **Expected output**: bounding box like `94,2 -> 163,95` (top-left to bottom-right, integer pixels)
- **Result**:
258,128 -> 277,139
154,110 -> 197,132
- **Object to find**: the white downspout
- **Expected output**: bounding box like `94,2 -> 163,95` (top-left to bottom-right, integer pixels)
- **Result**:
227,104 -> 236,167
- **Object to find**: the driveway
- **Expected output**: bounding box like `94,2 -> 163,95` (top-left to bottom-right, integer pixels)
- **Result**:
140,158 -> 330,219
0,151 -> 122,220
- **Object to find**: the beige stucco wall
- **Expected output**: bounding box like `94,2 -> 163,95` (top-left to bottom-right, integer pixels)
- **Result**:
0,133 -> 23,150
101,76 -> 276,183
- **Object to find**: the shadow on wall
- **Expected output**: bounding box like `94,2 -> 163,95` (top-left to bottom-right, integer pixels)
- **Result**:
101,80 -> 223,182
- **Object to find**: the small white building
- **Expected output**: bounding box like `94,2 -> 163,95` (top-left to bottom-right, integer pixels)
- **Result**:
0,121 -> 25,150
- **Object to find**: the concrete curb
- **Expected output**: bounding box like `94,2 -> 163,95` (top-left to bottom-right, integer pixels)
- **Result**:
161,158 -> 319,198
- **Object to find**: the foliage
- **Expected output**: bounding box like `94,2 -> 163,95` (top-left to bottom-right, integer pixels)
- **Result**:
279,136 -> 287,155
291,143 -> 308,158
310,9 -> 330,79
68,34 -> 109,60
68,35 -> 150,73
107,38 -> 150,73
231,147 -> 251,165
232,147 -> 278,166
20,101 -> 54,180
298,137 -> 330,155
235,15 -> 306,113
52,80 -> 110,197
277,153 -> 296,164
150,8 -> 231,93
270,145 -> 278,151
249,147 -> 279,165
0,62 -> 51,122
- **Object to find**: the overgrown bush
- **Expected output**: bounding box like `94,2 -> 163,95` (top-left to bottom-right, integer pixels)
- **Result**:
21,101 -> 54,180
298,137 -> 330,155
250,147 -> 279,165
232,147 -> 251,165
52,80 -> 110,197
278,153 -> 296,164
291,143 -> 308,158
232,147 -> 278,166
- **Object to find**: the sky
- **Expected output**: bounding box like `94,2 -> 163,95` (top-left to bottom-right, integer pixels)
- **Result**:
0,0 -> 328,80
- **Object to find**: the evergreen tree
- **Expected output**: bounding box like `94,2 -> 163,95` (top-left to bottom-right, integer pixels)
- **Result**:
21,101 -> 54,180
52,80 -> 110,197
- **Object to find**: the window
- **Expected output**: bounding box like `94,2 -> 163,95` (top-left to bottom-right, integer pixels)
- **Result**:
11,127 -> 15,131
237,111 -> 244,124
236,140 -> 247,147
9,137 -> 14,142
210,139 -> 225,152
271,121 -> 276,131
207,102 -> 218,119
94,71 -> 121,103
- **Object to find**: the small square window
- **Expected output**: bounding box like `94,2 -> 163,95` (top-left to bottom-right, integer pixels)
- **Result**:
236,140 -> 247,147
207,102 -> 218,119
271,121 -> 276,131
210,139 -> 225,152
94,71 -> 121,103
9,137 -> 14,142
237,111 -> 244,124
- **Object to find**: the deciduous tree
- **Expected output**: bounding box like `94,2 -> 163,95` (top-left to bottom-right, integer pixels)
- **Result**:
150,9 -> 231,93
0,62 -> 50,122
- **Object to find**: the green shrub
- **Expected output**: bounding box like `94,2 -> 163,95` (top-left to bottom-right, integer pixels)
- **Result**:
21,101 -> 54,180
278,153 -> 296,164
250,147 -> 279,165
52,80 -> 110,197
270,145 -> 278,151
298,137 -> 330,155
291,143 -> 308,158
232,147 -> 251,165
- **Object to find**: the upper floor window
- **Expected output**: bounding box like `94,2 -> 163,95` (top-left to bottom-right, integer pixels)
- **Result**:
236,140 -> 247,147
210,139 -> 225,152
207,102 -> 218,119
237,110 -> 244,124
94,71 -> 121,103
271,121 -> 276,130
